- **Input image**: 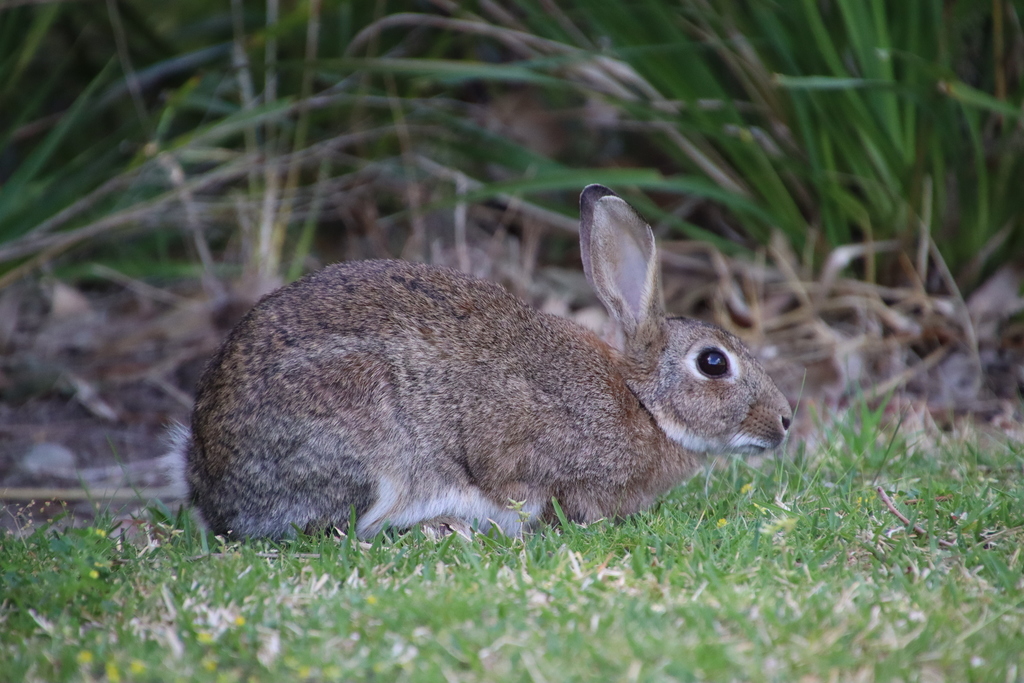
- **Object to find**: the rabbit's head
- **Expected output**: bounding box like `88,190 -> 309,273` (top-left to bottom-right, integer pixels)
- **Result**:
580,185 -> 791,456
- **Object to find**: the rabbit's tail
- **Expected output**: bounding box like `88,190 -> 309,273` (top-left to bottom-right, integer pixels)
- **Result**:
156,422 -> 191,500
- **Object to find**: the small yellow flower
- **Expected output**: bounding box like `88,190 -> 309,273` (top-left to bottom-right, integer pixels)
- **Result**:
298,665 -> 312,678
89,570 -> 100,579
740,483 -> 753,495
197,632 -> 214,644
202,657 -> 217,672
130,660 -> 146,675
76,651 -> 94,665
717,518 -> 728,528
366,595 -> 378,605
234,616 -> 246,626
94,528 -> 107,537
106,661 -> 121,682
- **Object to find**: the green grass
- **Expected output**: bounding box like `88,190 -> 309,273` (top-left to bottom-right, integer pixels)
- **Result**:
3,413 -> 1023,682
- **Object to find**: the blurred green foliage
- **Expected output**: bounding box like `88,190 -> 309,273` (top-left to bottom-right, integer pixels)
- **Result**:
0,0 -> 1021,287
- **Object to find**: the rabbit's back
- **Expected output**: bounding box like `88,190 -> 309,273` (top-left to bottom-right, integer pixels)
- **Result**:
186,259 -> 670,538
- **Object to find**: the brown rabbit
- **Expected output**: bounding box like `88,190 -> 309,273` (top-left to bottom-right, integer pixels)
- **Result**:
176,185 -> 792,539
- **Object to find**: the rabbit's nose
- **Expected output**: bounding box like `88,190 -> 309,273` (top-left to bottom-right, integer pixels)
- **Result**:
781,416 -> 791,431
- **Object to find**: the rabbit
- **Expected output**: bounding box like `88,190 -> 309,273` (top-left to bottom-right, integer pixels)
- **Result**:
177,184 -> 792,540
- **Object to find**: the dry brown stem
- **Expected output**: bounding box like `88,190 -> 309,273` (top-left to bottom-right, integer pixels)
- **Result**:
0,487 -> 175,502
875,486 -> 957,549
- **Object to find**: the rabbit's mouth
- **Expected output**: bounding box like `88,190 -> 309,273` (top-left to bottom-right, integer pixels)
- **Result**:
727,431 -> 786,455
653,410 -> 768,455
651,406 -> 786,455
726,442 -> 775,456
709,440 -> 777,457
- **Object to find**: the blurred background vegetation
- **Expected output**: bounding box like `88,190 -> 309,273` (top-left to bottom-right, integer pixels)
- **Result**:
1,0 -> 1023,428
3,0 -> 1021,285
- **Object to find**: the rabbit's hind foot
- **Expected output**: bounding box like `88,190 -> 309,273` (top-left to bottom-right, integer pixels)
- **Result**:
419,515 -> 474,541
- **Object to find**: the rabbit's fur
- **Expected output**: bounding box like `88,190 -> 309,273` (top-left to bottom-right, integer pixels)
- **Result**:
179,185 -> 792,539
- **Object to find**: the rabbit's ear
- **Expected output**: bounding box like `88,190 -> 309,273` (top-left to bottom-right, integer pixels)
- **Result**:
579,185 -> 663,337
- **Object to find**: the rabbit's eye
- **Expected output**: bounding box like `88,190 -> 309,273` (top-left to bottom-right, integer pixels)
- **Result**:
697,349 -> 729,377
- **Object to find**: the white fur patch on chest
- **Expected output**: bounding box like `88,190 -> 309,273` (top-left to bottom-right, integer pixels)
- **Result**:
356,478 -> 541,538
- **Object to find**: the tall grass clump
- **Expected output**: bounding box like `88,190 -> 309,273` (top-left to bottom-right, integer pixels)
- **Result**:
1,1 -> 1022,292
342,0 -> 1024,283
0,1 -> 443,290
